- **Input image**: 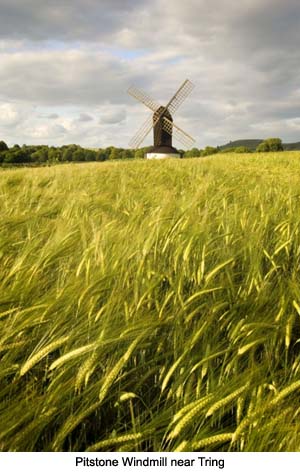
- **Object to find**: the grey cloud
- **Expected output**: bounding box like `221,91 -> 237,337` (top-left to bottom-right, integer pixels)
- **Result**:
48,113 -> 59,119
99,109 -> 126,124
44,113 -> 59,119
0,50 -> 132,106
0,0 -> 143,41
77,112 -> 93,122
228,1 -> 300,55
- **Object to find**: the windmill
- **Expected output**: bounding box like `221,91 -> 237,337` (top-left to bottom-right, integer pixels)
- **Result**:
127,79 -> 195,159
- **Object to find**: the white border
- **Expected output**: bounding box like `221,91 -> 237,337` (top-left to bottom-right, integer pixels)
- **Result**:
1,452 -> 299,476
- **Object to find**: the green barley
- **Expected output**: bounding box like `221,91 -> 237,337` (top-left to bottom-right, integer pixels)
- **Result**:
19,336 -> 69,376
1,153 -> 300,451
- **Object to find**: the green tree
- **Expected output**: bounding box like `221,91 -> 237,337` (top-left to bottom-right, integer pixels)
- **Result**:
84,150 -> 97,162
104,146 -> 114,159
48,147 -> 61,163
31,147 -> 48,163
134,147 -> 149,159
3,149 -> 30,163
95,150 -> 106,162
109,147 -> 119,160
134,149 -> 144,159
256,138 -> 283,152
72,148 -> 85,162
121,149 -> 132,160
256,143 -> 267,152
0,140 -> 8,151
220,147 -> 236,154
201,146 -> 218,156
62,147 -> 74,162
184,147 -> 201,158
234,146 -> 251,153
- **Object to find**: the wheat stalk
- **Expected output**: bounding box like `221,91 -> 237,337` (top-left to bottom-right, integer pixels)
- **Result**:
19,336 -> 69,376
86,433 -> 144,451
168,395 -> 213,439
49,342 -> 96,371
206,383 -> 249,417
191,433 -> 233,450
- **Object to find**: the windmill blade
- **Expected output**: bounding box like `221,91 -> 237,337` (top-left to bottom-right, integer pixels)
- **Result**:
166,79 -> 195,116
127,85 -> 161,113
162,117 -> 195,149
129,112 -> 154,149
172,123 -> 195,149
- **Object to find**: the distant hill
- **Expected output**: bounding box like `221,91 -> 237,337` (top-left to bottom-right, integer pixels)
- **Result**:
219,139 -> 300,151
283,141 -> 300,151
219,139 -> 263,151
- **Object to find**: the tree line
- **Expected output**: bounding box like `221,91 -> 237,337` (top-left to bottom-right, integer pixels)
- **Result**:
0,138 -> 284,165
0,141 -> 135,164
186,138 -> 284,156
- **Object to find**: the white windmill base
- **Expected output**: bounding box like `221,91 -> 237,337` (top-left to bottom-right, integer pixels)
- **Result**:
146,152 -> 181,159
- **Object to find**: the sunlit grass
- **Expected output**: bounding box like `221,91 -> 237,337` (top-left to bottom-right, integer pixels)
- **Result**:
1,152 -> 300,451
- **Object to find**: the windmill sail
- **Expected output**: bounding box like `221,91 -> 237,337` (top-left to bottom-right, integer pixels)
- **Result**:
128,112 -> 154,149
166,79 -> 195,116
127,86 -> 160,113
162,117 -> 195,149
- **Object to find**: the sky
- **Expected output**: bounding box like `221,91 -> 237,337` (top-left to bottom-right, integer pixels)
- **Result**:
0,0 -> 300,149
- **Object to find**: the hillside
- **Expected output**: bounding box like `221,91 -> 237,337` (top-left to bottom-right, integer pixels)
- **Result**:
220,139 -> 300,151
219,139 -> 263,151
283,141 -> 300,150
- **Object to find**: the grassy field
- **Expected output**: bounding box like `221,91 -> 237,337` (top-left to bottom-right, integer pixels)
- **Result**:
1,152 -> 300,451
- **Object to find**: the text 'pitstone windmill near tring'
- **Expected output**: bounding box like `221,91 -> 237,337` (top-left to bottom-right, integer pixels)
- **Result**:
128,79 -> 195,159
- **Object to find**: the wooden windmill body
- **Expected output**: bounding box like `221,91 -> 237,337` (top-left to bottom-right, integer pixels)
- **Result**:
128,79 -> 195,159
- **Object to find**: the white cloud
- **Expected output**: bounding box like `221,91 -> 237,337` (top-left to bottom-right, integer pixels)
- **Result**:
0,103 -> 27,127
27,123 -> 67,139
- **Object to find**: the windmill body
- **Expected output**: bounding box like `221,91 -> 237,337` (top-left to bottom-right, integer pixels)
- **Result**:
148,106 -> 179,158
128,80 -> 195,159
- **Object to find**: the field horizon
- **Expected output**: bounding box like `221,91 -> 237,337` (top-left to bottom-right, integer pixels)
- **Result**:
1,152 -> 300,451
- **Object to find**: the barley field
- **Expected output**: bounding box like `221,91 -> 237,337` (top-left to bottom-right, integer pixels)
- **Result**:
1,153 -> 300,451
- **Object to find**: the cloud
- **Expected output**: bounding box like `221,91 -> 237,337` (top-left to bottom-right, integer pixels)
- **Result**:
77,112 -> 93,122
0,0 -> 143,41
99,108 -> 126,125
27,123 -> 67,139
0,0 -> 300,147
47,113 -> 60,119
0,103 -> 25,127
0,49 -> 132,106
